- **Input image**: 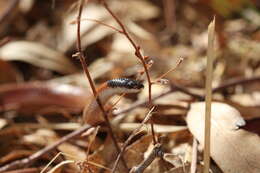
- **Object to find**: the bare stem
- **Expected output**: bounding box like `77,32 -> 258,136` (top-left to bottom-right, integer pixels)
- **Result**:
101,0 -> 156,145
130,144 -> 164,173
75,0 -> 128,170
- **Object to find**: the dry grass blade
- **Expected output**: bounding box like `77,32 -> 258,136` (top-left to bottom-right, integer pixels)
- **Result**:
203,17 -> 215,173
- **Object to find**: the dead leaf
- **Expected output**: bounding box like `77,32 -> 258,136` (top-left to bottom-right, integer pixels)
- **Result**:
0,82 -> 89,114
187,102 -> 260,173
0,59 -> 22,83
125,135 -> 153,168
0,41 -> 77,74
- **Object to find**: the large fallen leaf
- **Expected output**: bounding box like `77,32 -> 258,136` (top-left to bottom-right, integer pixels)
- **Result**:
0,82 -> 89,114
186,102 -> 260,173
0,41 -> 77,74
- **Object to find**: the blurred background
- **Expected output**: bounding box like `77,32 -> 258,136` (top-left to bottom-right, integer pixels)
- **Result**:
0,0 -> 259,172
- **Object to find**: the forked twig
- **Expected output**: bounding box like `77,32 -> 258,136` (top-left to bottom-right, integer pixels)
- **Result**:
100,0 -> 152,104
100,0 -> 157,145
130,143 -> 164,173
153,57 -> 183,84
75,0 -> 128,170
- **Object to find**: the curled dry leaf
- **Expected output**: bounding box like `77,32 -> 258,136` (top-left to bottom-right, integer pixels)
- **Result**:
0,41 -> 77,74
0,82 -> 89,114
186,102 -> 260,173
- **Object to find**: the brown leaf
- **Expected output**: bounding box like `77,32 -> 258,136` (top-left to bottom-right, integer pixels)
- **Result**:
125,135 -> 153,168
0,82 -> 89,114
0,59 -> 22,83
187,102 -> 260,173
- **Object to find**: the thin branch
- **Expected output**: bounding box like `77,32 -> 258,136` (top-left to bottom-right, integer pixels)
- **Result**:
4,168 -> 40,173
100,0 -> 152,104
70,18 -> 123,33
213,75 -> 260,92
170,83 -> 204,100
115,75 -> 260,117
153,57 -> 183,84
130,144 -> 164,173
114,89 -> 173,116
0,124 -> 91,172
112,107 -> 155,173
75,0 -> 128,170
101,0 -> 157,145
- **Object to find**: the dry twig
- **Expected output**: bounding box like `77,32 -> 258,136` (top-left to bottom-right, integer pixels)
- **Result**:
112,107 -> 155,173
130,144 -> 164,173
100,0 -> 157,145
0,124 -> 91,172
75,0 -> 128,170
213,75 -> 260,92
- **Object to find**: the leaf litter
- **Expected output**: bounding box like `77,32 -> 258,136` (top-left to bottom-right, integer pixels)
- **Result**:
0,0 -> 259,173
